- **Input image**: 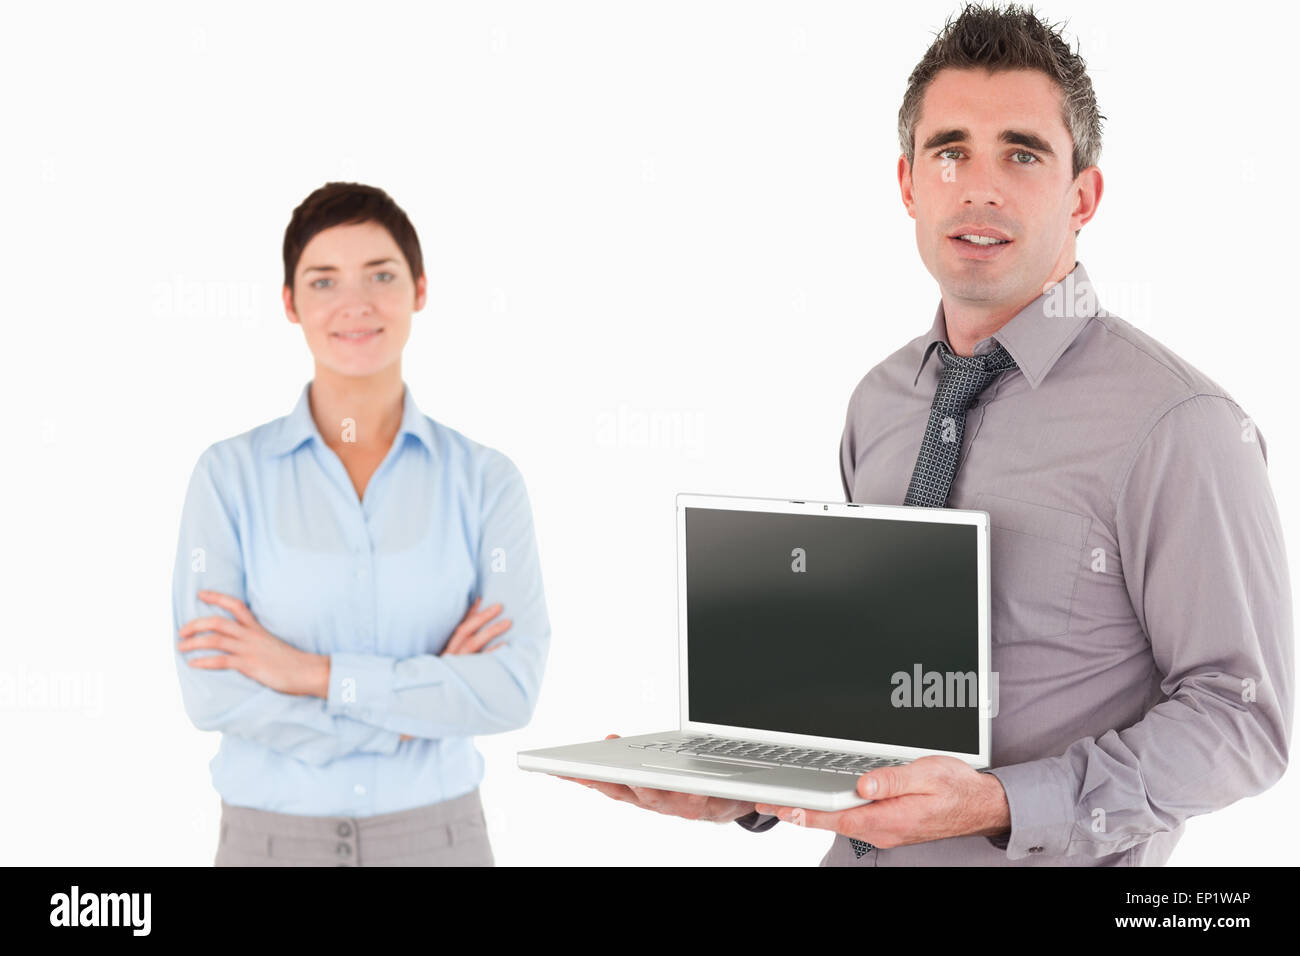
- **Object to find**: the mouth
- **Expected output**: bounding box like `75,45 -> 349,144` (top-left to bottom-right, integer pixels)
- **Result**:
331,327 -> 384,344
948,233 -> 1013,259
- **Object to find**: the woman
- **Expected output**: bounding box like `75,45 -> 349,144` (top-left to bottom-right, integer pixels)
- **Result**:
171,182 -> 550,866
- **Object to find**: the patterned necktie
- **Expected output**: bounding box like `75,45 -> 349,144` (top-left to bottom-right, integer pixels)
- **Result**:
849,337 -> 1018,860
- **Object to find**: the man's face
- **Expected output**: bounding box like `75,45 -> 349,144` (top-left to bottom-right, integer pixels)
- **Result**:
900,67 -> 1089,308
283,220 -> 425,378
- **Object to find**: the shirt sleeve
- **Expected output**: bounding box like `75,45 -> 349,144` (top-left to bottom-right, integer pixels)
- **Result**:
323,450 -> 551,738
985,394 -> 1293,860
172,449 -> 402,766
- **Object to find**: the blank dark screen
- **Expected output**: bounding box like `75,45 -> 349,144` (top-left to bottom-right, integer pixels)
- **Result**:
685,507 -> 979,753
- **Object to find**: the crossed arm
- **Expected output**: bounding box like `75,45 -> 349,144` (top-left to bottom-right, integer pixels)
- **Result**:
171,447 -> 550,765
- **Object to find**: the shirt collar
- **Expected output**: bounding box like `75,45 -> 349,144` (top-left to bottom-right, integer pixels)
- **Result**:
263,379 -> 436,459
913,260 -> 1099,389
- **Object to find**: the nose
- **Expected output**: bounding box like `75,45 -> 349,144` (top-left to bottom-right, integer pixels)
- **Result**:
338,285 -> 375,322
958,152 -> 1004,208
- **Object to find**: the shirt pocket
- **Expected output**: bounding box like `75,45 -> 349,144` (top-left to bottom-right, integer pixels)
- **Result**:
973,491 -> 1092,642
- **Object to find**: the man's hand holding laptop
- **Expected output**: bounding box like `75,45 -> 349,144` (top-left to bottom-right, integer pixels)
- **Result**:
562,735 -> 1011,848
558,735 -> 759,823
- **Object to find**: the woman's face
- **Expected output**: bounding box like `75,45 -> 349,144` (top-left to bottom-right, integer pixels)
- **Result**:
283,220 -> 426,379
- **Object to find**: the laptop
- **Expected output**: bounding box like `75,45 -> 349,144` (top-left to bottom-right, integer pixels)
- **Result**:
517,493 -> 992,811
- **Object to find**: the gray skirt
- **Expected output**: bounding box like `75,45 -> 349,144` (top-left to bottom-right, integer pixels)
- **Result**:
213,788 -> 494,866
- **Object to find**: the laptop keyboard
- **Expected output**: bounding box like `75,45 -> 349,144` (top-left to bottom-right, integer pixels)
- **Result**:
628,734 -> 907,775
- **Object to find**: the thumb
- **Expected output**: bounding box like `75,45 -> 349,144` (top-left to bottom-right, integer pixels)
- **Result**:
858,763 -> 910,799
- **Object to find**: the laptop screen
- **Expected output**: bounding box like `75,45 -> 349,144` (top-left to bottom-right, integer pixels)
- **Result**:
684,506 -> 980,755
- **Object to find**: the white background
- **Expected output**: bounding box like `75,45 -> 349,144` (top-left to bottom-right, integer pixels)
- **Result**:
1,1 -> 1295,866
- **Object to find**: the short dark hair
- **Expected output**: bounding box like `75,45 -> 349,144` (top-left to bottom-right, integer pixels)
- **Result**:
899,2 -> 1105,182
282,182 -> 424,302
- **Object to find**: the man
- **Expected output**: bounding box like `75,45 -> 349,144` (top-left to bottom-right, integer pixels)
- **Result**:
563,2 -> 1292,865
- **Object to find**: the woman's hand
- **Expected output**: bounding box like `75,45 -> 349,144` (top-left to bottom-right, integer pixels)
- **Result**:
177,590 -> 328,697
399,597 -> 512,742
441,597 -> 511,656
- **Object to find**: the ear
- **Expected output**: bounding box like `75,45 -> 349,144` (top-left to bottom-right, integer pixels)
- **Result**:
413,273 -> 428,312
898,153 -> 917,220
1069,165 -> 1103,233
282,284 -> 300,324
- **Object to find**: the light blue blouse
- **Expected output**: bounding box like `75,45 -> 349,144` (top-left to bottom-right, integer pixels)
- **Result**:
171,379 -> 550,816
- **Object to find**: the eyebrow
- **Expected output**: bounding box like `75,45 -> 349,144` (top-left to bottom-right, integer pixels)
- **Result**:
920,127 -> 1056,157
301,257 -> 398,275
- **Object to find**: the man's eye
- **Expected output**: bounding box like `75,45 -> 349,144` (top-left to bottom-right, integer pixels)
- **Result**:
374,271 -> 396,282
935,148 -> 1039,164
311,278 -> 332,290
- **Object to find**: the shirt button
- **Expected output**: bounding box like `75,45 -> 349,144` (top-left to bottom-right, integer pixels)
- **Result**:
356,568 -> 367,580
337,822 -> 352,837
336,843 -> 352,857
354,784 -> 366,795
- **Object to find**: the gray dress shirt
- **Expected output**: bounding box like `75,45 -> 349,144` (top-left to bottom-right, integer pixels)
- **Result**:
739,260 -> 1293,866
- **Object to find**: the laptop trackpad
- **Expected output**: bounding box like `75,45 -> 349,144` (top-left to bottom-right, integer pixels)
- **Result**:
639,756 -> 756,777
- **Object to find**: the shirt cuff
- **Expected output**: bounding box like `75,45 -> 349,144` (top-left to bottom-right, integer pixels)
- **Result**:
325,652 -> 396,723
734,811 -> 780,832
984,759 -> 1075,860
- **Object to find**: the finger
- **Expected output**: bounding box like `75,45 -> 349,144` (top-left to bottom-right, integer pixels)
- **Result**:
557,775 -> 603,787
445,602 -> 505,652
460,618 -> 512,652
177,616 -> 242,640
574,779 -> 643,806
456,601 -> 504,634
196,590 -> 257,628
446,613 -> 508,655
178,615 -> 220,637
459,618 -> 512,654
859,762 -> 921,800
176,633 -> 237,654
628,784 -> 676,812
439,624 -> 493,655
452,597 -> 481,634
186,653 -> 235,670
755,803 -> 852,832
755,803 -> 806,826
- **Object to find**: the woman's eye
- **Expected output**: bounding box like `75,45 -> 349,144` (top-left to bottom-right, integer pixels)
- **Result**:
309,273 -> 395,289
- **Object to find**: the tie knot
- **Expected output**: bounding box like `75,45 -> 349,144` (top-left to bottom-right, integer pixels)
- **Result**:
930,339 -> 1018,413
936,340 -> 1018,374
